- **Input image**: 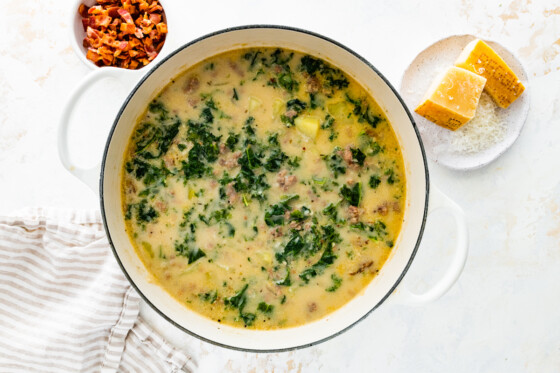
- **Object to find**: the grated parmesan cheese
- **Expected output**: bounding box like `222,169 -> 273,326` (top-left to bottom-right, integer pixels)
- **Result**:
450,92 -> 506,153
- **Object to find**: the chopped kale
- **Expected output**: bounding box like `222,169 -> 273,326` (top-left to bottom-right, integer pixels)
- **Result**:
290,206 -> 311,222
126,159 -> 170,189
198,290 -> 218,304
340,183 -> 362,207
320,114 -> 337,141
369,174 -> 381,189
225,133 -> 239,151
225,284 -> 256,326
309,93 -> 321,109
257,302 -> 274,313
322,148 -> 346,177
270,48 -> 294,66
176,244 -> 206,264
326,274 -> 342,292
267,133 -> 280,146
278,72 -> 297,92
264,195 -> 299,226
240,312 -> 256,327
264,148 -> 288,172
322,202 -> 340,223
345,93 -> 381,128
275,269 -> 291,286
133,117 -> 180,159
299,239 -> 338,283
232,88 -> 239,100
385,168 -> 397,184
321,114 -> 335,129
224,222 -> 236,237
287,156 -> 301,169
299,55 -> 323,75
350,147 -> 366,166
225,284 -> 248,310
276,231 -> 306,262
148,100 -> 168,120
127,199 -> 159,224
281,99 -> 307,126
299,55 -> 349,93
350,220 -> 388,241
199,207 -> 231,225
370,141 -> 382,155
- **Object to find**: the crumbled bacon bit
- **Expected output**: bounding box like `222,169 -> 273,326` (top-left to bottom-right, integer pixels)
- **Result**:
79,0 -> 167,69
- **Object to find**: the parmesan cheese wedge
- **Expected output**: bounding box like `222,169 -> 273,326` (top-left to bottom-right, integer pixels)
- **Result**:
415,66 -> 487,131
455,39 -> 525,109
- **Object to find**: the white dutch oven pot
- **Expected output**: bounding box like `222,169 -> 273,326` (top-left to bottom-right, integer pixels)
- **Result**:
59,26 -> 468,352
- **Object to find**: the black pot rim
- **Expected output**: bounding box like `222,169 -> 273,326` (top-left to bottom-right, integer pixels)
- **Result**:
99,24 -> 430,353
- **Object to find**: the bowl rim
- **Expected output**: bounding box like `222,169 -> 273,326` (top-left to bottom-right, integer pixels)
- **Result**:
99,24 -> 430,353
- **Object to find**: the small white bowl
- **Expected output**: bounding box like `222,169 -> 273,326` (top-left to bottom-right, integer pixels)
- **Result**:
399,34 -> 530,170
69,0 -> 173,70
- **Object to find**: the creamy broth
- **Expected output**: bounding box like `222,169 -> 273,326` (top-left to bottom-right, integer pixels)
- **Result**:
122,48 -> 406,329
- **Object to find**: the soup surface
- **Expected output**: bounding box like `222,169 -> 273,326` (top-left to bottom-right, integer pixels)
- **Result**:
122,48 -> 406,329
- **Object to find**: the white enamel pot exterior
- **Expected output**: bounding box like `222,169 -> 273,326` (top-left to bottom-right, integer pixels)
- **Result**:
58,26 -> 468,352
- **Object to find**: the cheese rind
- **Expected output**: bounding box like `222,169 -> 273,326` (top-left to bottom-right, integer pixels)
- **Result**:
415,66 -> 487,131
455,39 -> 525,109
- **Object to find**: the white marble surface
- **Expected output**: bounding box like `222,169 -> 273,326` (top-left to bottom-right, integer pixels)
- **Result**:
1,0 -> 560,371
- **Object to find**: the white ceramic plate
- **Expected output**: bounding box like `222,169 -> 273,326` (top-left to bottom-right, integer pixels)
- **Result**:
399,34 -> 530,170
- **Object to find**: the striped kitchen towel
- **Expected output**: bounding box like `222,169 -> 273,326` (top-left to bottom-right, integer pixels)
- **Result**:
0,208 -> 195,373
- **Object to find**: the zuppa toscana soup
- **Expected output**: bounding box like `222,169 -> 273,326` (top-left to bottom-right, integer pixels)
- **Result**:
122,48 -> 406,329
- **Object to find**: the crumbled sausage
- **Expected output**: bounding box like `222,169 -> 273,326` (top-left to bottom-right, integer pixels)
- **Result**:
219,151 -> 242,168
306,76 -> 320,93
125,180 -> 136,194
154,200 -> 168,213
163,155 -> 175,168
225,183 -> 238,204
228,61 -> 245,77
347,206 -> 361,224
187,97 -> 199,107
289,220 -> 303,230
219,143 -> 228,154
341,145 -> 353,165
308,302 -> 317,313
284,109 -> 298,119
350,261 -> 374,275
270,227 -> 283,238
374,201 -> 400,215
277,170 -> 298,190
374,202 -> 389,216
184,75 -> 199,94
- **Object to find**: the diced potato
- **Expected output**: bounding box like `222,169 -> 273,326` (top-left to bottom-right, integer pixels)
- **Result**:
272,98 -> 284,119
327,101 -> 352,120
248,96 -> 262,112
141,241 -> 154,258
295,115 -> 320,139
256,250 -> 273,265
188,188 -> 196,200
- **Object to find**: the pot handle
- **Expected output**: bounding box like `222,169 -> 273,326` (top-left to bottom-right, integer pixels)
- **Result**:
394,185 -> 469,305
58,67 -> 134,193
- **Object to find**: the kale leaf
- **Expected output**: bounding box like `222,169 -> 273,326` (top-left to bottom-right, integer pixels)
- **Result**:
340,183 -> 362,207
